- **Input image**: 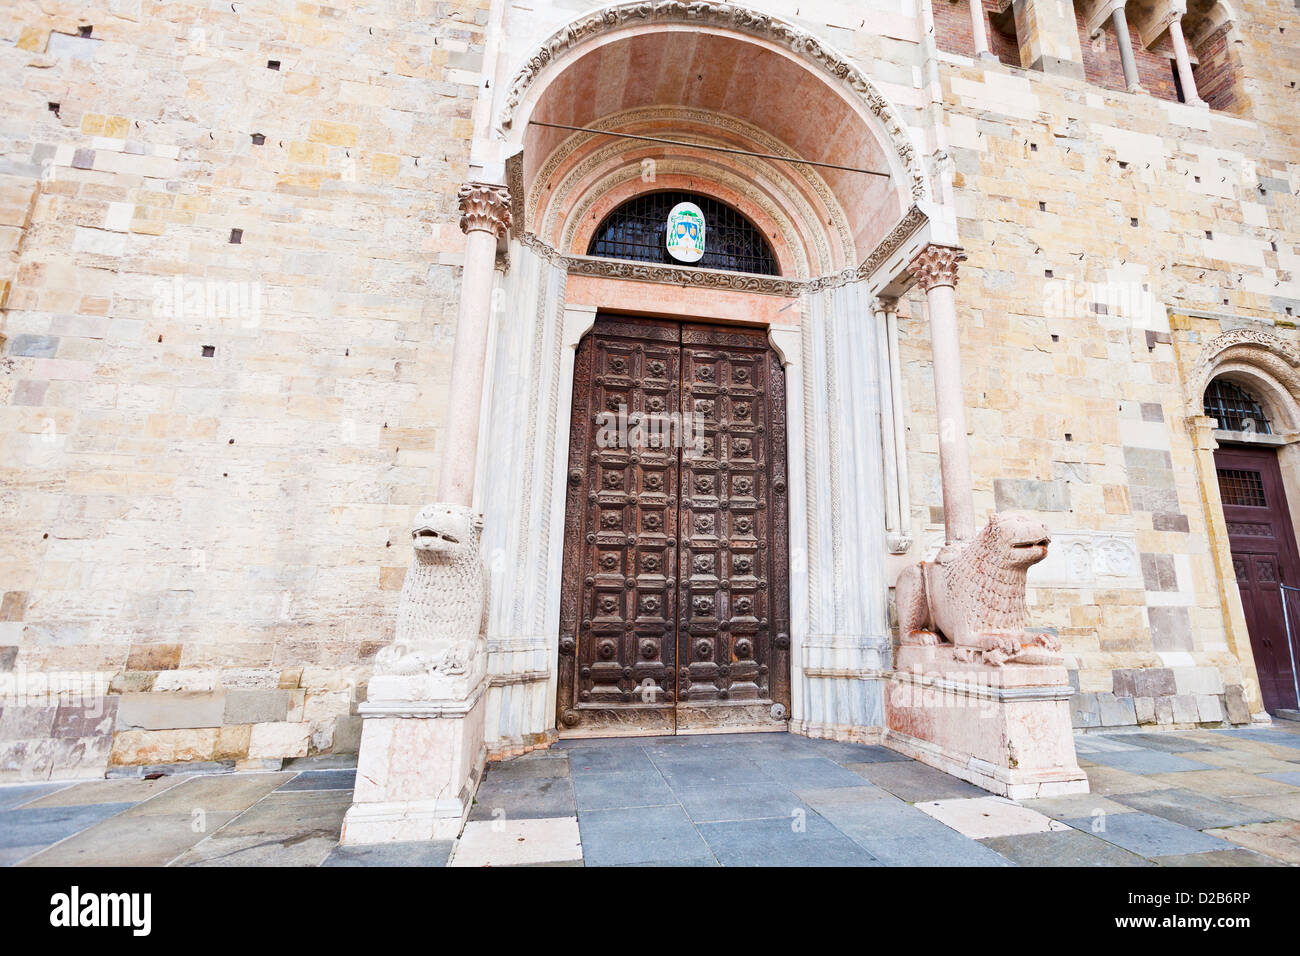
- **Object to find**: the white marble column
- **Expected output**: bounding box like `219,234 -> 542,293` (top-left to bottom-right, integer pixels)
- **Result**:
969,0 -> 995,60
439,182 -> 513,505
908,245 -> 976,547
1167,11 -> 1206,107
1110,4 -> 1145,93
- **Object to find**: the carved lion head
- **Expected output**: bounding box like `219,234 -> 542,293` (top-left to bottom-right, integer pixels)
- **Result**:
984,511 -> 1051,569
410,503 -> 483,559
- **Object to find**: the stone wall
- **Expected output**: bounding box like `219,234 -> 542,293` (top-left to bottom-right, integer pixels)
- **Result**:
903,0 -> 1300,733
1,0 -> 1297,779
0,0 -> 487,779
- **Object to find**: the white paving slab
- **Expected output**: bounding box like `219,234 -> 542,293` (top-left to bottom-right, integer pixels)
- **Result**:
915,797 -> 1070,840
449,816 -> 582,867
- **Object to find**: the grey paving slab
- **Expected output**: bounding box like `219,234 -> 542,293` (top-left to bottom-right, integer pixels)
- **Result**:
674,782 -> 808,823
1121,733 -> 1222,754
20,775 -> 187,808
213,789 -> 351,839
651,756 -> 769,787
577,805 -> 715,866
566,747 -> 658,776
793,739 -> 910,765
848,830 -> 1016,867
484,756 -> 571,780
125,772 -> 293,815
793,784 -> 899,809
1112,787 -> 1284,830
1153,848 -> 1286,867
322,841 -> 456,867
610,856 -> 720,867
19,810 -> 240,866
1080,749 -> 1216,775
699,814 -> 881,866
814,794 -> 965,841
572,771 -> 676,811
852,760 -> 987,801
1208,728 -> 1300,750
468,770 -> 575,821
0,783 -> 70,810
0,802 -> 134,849
980,828 -> 1153,866
1062,811 -> 1234,857
1019,792 -> 1137,821
170,832 -> 338,867
0,845 -> 46,867
277,769 -> 357,792
1261,771 -> 1300,787
753,755 -> 878,790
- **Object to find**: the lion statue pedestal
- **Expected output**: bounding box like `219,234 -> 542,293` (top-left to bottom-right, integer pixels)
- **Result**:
342,504 -> 490,846
884,513 -> 1089,799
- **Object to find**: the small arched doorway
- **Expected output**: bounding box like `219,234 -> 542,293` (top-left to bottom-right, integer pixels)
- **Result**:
1205,375 -> 1300,712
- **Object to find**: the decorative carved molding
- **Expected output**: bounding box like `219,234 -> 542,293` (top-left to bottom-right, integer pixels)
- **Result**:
513,201 -> 928,296
1184,327 -> 1300,420
458,182 -> 513,238
526,106 -> 854,267
497,1 -> 929,201
907,244 -> 965,292
505,154 -> 525,240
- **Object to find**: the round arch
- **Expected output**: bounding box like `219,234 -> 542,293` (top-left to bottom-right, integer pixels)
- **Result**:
495,1 -> 931,263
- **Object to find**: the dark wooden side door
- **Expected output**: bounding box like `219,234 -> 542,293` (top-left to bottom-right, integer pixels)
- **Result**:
556,315 -> 791,735
1216,446 -> 1300,712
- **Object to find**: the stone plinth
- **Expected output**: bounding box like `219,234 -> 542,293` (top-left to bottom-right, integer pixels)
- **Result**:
885,647 -> 1089,799
340,675 -> 487,845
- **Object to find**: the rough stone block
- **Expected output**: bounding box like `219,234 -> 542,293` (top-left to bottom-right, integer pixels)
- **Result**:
248,721 -> 311,759
214,724 -> 252,760
993,478 -> 1070,512
1148,606 -> 1193,652
1098,693 -> 1138,727
51,697 -> 118,738
1112,668 -> 1137,697
1070,693 -> 1100,728
1140,553 -> 1178,592
109,728 -> 218,766
1224,685 -> 1250,724
1133,668 -> 1177,698
222,689 -> 293,725
125,643 -> 183,671
1135,696 -> 1156,724
1174,666 -> 1225,696
1171,695 -> 1200,724
116,691 -> 225,730
1155,697 -> 1175,725
1196,695 -> 1225,724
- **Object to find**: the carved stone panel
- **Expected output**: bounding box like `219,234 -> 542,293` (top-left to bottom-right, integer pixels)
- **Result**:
557,316 -> 790,734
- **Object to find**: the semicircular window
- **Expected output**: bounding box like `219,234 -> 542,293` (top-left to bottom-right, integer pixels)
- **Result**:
1204,378 -> 1273,434
586,191 -> 779,276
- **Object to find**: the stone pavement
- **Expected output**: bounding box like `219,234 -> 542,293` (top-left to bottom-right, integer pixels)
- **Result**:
2,724 -> 1299,866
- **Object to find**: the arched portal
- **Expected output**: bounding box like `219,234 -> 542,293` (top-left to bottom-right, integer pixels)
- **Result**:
1189,330 -> 1300,714
475,2 -> 944,754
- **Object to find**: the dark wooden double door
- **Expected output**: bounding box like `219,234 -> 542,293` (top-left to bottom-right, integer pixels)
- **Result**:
557,315 -> 791,735
1217,446 -> 1300,712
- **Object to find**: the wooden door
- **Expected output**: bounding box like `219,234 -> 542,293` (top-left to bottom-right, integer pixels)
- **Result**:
1216,446 -> 1300,712
556,315 -> 791,735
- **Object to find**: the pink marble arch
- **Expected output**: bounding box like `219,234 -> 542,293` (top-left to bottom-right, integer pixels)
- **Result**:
506,24 -> 918,267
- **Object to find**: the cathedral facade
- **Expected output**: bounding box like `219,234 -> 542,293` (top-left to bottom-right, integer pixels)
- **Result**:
1,0 -> 1298,782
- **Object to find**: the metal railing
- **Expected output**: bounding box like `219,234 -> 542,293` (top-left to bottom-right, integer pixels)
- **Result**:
1278,584 -> 1300,708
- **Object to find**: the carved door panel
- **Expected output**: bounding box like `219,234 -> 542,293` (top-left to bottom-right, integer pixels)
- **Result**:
675,323 -> 790,731
1217,447 -> 1300,713
557,316 -> 790,735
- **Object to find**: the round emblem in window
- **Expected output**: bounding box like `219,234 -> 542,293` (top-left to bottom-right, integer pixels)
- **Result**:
666,202 -> 705,263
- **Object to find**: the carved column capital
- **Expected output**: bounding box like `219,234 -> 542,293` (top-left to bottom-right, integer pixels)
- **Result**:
457,182 -> 512,238
872,295 -> 899,316
908,244 -> 965,292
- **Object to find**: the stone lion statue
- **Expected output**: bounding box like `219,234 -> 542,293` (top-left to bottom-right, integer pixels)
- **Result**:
895,512 -> 1060,667
372,503 -> 488,677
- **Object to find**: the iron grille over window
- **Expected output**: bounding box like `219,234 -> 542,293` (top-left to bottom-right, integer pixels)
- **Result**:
1204,379 -> 1273,434
586,191 -> 779,276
